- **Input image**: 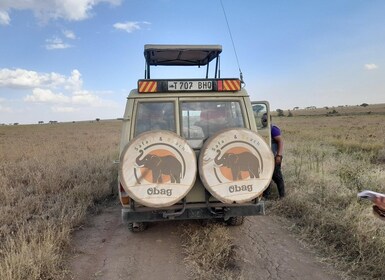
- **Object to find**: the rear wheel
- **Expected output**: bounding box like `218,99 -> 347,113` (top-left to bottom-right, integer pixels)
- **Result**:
225,216 -> 244,226
128,222 -> 147,232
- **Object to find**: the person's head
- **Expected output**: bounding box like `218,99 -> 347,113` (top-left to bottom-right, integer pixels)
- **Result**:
261,113 -> 268,128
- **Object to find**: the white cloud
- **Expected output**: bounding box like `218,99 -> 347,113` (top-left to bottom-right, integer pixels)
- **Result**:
0,10 -> 10,25
0,0 -> 122,23
0,68 -> 66,88
24,88 -> 70,103
1,67 -> 118,120
51,106 -> 78,113
66,70 -> 83,91
0,68 -> 84,92
63,30 -> 76,39
45,36 -> 71,50
364,63 -> 379,70
113,21 -> 151,33
71,90 -> 117,108
72,91 -> 104,106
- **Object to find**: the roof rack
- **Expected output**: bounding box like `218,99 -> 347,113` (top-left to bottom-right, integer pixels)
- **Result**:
143,44 -> 222,79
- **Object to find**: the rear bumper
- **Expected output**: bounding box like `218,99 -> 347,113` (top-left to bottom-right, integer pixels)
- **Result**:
121,201 -> 265,223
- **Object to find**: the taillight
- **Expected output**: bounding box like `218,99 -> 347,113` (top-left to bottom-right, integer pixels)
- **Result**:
119,183 -> 130,205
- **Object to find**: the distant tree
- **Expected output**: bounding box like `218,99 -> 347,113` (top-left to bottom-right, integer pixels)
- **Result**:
38,121 -> 44,124
287,110 -> 293,117
96,118 -> 100,122
360,103 -> 369,107
13,123 -> 19,125
276,109 -> 284,117
326,109 -> 339,116
305,106 -> 317,110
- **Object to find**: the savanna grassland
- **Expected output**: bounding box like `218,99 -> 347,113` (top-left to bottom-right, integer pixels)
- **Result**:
0,104 -> 384,279
0,121 -> 121,279
273,110 -> 385,279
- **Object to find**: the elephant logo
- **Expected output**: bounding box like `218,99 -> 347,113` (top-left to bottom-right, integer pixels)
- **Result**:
198,128 -> 274,204
135,149 -> 183,183
214,147 -> 261,181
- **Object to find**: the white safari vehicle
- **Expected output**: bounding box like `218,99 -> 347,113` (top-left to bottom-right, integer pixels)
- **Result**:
118,45 -> 274,232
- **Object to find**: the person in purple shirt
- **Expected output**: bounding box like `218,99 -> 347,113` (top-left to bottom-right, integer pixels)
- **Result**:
261,113 -> 285,199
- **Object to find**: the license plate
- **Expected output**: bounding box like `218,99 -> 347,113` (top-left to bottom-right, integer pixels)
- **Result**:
168,80 -> 213,91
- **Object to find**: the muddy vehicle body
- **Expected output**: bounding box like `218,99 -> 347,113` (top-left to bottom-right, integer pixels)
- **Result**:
118,45 -> 274,231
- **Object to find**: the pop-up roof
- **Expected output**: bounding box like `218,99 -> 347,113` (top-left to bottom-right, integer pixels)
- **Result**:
143,44 -> 222,79
144,44 -> 222,66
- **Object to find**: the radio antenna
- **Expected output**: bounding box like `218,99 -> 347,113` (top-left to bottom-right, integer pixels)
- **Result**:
220,0 -> 245,86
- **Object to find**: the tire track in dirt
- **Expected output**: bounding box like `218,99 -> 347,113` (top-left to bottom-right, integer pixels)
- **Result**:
68,202 -> 342,280
68,202 -> 187,280
231,215 -> 342,280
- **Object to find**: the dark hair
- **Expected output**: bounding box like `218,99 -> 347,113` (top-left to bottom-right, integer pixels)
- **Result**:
262,113 -> 271,122
262,113 -> 267,121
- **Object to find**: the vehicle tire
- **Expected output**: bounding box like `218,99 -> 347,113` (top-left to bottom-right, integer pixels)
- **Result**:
225,216 -> 244,226
128,222 -> 147,232
119,130 -> 197,208
199,128 -> 275,204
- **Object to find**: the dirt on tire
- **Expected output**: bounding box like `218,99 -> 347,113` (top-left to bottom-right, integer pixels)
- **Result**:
68,202 -> 342,280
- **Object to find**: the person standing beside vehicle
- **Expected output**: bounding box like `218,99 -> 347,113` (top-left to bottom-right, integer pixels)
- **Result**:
261,113 -> 285,199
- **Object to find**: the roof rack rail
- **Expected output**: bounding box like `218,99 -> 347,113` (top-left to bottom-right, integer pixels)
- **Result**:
143,44 -> 222,79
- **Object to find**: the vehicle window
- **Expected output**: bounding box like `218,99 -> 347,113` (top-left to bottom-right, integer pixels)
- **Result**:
181,101 -> 245,148
134,102 -> 176,136
252,103 -> 268,130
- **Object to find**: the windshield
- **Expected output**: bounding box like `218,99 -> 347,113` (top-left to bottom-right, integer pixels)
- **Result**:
181,101 -> 245,148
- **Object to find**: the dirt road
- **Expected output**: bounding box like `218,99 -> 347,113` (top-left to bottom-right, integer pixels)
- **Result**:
68,202 -> 342,280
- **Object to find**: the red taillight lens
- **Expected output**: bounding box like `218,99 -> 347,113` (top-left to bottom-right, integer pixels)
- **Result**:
119,183 -> 130,205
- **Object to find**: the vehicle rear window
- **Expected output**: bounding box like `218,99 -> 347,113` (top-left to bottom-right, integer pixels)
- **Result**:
181,101 -> 245,148
134,102 -> 176,136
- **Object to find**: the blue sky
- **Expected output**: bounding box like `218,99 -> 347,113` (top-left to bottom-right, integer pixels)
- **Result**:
0,0 -> 384,124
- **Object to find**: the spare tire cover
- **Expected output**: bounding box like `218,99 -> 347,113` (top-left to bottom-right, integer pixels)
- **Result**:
199,128 -> 274,204
120,130 -> 197,208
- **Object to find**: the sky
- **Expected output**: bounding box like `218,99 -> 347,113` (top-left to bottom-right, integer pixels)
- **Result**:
0,0 -> 384,124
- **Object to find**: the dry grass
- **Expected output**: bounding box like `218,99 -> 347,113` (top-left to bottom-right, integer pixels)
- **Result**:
181,221 -> 241,280
0,121 -> 121,280
1,107 -> 385,279
271,112 -> 385,279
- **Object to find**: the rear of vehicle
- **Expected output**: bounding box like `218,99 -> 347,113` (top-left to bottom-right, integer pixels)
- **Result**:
118,45 -> 274,232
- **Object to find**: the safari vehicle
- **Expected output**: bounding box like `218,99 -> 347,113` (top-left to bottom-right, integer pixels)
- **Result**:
118,44 -> 274,232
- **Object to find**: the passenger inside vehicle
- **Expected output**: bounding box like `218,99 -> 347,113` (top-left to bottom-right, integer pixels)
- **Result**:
135,102 -> 175,136
181,101 -> 245,148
